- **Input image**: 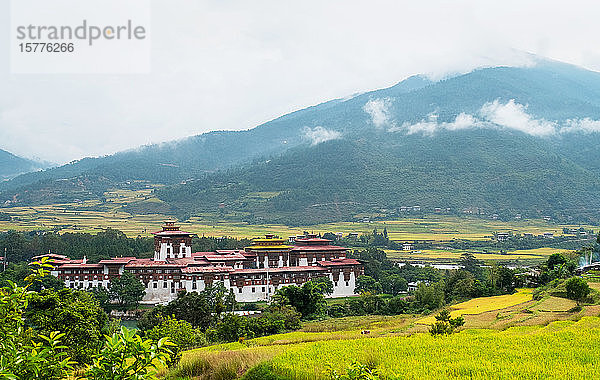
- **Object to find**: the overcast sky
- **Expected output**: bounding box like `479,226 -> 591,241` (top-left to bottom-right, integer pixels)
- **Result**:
1,0 -> 599,164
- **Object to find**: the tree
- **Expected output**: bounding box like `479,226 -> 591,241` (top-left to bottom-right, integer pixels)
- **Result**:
25,288 -> 109,364
459,252 -> 484,279
414,282 -> 445,311
565,277 -> 590,303
0,258 -> 75,379
109,272 -> 146,310
84,326 -> 174,380
310,276 -> 334,296
380,274 -> 408,295
145,316 -> 206,367
355,275 -> 382,294
272,281 -> 326,319
429,309 -> 465,336
547,253 -> 567,271
89,285 -> 112,312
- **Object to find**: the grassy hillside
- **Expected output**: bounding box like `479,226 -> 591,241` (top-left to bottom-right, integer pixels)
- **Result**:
157,129 -> 600,225
162,287 -> 600,379
0,149 -> 47,180
3,61 -> 600,224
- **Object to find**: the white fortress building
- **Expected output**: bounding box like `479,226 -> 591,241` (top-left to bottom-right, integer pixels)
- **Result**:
34,221 -> 363,304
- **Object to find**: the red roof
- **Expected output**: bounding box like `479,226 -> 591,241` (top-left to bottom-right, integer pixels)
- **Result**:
318,259 -> 361,267
181,266 -> 234,274
98,257 -> 137,265
125,259 -> 185,268
59,263 -> 103,269
294,237 -> 331,243
291,245 -> 347,251
233,266 -> 327,274
151,230 -> 195,236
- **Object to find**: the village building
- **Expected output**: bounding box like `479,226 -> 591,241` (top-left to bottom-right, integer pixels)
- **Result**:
33,222 -> 363,304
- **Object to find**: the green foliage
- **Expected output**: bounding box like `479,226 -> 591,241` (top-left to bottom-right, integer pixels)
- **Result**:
159,284 -> 236,330
565,277 -> 591,303
109,271 -> 146,310
547,253 -> 567,270
0,228 -> 153,264
0,258 -> 75,379
273,281 -> 327,319
311,276 -> 334,296
145,316 -> 206,367
429,309 -> 465,336
209,305 -> 301,343
325,361 -> 380,380
89,285 -> 112,312
84,326 -> 175,380
25,288 -> 109,364
414,282 -> 445,311
355,276 -> 382,295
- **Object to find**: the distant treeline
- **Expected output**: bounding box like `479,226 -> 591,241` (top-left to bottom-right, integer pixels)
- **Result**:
0,228 -> 252,264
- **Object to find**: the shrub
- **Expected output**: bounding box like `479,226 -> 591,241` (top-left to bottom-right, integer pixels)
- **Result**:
84,326 -> 174,380
0,258 -> 75,379
25,288 -> 108,364
565,277 -> 590,303
145,316 -> 206,367
429,309 -> 465,336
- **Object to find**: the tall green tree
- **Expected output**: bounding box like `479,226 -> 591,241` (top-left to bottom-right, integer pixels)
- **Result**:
109,272 -> 146,310
565,277 -> 590,304
0,258 -> 75,379
273,281 -> 327,319
25,288 -> 109,364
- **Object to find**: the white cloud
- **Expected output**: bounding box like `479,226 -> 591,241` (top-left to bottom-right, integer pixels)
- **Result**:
390,112 -> 480,135
3,1 -> 600,162
363,98 -> 394,128
561,118 -> 600,133
392,99 -> 573,136
302,126 -> 341,145
479,99 -> 556,136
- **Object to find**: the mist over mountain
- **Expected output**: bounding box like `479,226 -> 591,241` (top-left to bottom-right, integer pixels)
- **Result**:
0,149 -> 48,181
2,58 -> 600,224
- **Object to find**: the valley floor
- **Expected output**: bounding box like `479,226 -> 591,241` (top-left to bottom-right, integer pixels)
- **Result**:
163,288 -> 600,379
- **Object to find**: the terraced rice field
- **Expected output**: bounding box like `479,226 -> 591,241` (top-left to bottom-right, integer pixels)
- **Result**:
386,247 -> 574,262
168,291 -> 600,379
416,289 -> 533,325
1,189 -> 595,244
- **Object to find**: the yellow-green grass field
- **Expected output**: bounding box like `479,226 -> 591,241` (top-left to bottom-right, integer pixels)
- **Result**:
386,247 -> 574,262
0,189 -> 595,243
416,289 -> 533,325
166,290 -> 600,379
267,318 -> 600,379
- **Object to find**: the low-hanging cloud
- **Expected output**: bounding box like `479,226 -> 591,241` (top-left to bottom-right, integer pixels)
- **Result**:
479,99 -> 556,136
302,126 -> 342,145
561,118 -> 600,134
390,98 -> 600,137
363,98 -> 394,128
390,112 -> 478,135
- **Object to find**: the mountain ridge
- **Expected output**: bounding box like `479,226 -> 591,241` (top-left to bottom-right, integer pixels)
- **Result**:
2,59 -> 600,224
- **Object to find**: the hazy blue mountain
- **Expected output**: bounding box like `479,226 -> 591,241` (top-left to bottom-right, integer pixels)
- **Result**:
2,58 -> 600,224
0,149 -> 47,181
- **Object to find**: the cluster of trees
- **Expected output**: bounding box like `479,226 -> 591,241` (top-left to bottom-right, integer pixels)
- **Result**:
0,259 -> 173,379
136,279 -> 333,347
0,228 -> 252,265
0,228 -> 152,263
1,262 -> 147,312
